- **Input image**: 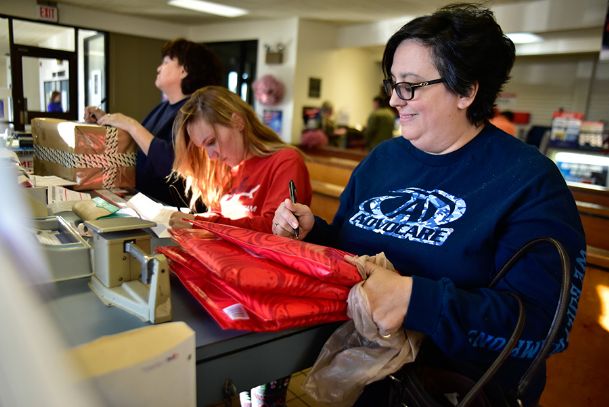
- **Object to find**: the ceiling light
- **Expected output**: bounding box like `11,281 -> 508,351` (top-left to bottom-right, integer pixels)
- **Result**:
168,0 -> 247,17
506,32 -> 543,44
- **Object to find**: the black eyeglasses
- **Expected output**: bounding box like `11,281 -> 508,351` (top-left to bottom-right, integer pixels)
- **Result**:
383,78 -> 444,101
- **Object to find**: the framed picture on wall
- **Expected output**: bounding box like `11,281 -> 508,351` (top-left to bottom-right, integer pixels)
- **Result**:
308,77 -> 321,98
263,109 -> 283,135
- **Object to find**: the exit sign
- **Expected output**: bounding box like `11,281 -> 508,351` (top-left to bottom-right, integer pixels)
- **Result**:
38,4 -> 58,22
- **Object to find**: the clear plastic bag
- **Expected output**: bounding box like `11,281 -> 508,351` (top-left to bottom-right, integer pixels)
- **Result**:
303,253 -> 424,406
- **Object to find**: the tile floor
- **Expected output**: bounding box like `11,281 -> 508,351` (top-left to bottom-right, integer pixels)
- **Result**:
286,369 -> 319,407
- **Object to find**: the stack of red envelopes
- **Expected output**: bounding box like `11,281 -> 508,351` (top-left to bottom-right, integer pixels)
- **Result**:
158,220 -> 362,332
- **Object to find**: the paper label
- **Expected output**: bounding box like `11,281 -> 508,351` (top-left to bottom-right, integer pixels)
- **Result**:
223,304 -> 250,320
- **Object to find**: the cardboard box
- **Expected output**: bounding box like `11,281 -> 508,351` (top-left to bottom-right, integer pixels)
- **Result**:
32,118 -> 136,191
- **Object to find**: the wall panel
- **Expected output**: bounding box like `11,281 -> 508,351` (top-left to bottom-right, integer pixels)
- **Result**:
108,33 -> 165,120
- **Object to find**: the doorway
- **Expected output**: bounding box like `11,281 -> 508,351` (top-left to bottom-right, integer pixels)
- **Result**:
11,45 -> 77,129
205,40 -> 258,105
0,16 -> 108,131
84,33 -> 107,110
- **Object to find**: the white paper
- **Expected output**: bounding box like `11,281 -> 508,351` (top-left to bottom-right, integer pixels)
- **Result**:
48,200 -> 81,214
30,175 -> 77,187
47,186 -> 91,204
125,193 -> 186,238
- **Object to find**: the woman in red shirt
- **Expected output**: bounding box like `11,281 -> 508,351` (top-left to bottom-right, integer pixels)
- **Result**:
169,86 -> 311,234
169,86 -> 312,405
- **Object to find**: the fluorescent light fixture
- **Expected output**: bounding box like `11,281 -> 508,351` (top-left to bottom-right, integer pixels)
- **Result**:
168,0 -> 247,17
506,32 -> 543,44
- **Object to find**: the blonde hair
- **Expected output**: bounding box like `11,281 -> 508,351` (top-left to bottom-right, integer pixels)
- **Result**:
173,86 -> 297,209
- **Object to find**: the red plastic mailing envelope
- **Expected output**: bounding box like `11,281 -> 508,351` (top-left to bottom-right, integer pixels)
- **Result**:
170,228 -> 350,300
189,220 -> 362,287
161,246 -> 348,332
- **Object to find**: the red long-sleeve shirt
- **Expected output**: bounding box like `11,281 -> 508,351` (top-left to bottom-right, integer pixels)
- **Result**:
196,148 -> 312,233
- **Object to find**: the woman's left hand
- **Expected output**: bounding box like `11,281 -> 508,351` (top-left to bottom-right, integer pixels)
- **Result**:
169,211 -> 196,229
97,112 -> 153,154
347,256 -> 413,336
97,112 -> 139,134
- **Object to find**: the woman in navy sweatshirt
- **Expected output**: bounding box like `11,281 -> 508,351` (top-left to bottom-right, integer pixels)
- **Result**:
85,39 -> 223,207
273,4 -> 586,406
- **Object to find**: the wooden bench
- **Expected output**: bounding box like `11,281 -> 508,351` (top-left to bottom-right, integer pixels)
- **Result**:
300,145 -> 368,162
576,202 -> 609,251
586,245 -> 609,270
570,184 -> 609,208
309,180 -> 343,223
576,201 -> 609,269
305,156 -> 357,187
304,150 -> 362,222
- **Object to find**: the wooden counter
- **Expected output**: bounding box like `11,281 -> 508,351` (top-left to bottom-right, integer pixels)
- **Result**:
570,184 -> 609,209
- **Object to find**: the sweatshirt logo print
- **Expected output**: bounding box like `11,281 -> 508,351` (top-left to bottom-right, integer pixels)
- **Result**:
220,184 -> 260,219
349,187 -> 466,246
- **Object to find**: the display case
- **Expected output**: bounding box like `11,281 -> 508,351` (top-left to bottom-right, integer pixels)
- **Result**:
545,145 -> 609,210
546,146 -> 609,190
544,109 -> 609,207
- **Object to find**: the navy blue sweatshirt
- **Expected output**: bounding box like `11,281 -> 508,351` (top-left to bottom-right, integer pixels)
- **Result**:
137,98 -> 187,206
308,125 -> 586,404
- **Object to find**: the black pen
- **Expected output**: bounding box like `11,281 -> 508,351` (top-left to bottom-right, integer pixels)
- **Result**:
288,180 -> 299,239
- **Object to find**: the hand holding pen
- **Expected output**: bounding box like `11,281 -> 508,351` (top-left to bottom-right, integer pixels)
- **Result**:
289,180 -> 299,239
83,98 -> 107,123
272,196 -> 315,240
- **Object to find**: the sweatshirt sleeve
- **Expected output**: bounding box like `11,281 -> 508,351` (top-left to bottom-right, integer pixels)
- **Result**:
145,134 -> 175,178
404,164 -> 586,365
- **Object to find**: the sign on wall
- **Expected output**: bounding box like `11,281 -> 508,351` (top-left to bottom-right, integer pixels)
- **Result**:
38,4 -> 59,23
496,92 -> 517,108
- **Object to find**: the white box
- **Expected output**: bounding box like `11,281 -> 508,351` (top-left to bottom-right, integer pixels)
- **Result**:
70,322 -> 196,407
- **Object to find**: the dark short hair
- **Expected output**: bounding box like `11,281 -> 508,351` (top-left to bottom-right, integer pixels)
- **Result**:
382,3 -> 515,125
161,38 -> 224,95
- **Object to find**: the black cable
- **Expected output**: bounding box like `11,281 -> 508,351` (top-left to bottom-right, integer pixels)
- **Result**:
168,183 -> 193,214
